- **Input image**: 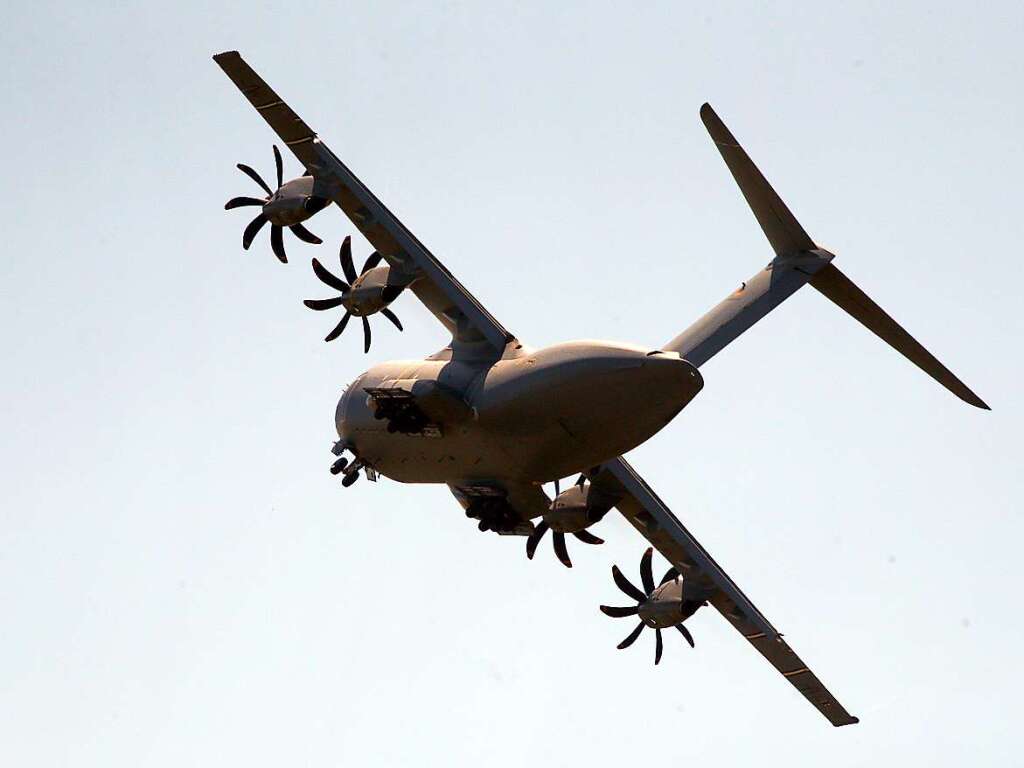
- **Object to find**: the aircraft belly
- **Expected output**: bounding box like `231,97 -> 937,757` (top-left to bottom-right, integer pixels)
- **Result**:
336,345 -> 702,486
351,423 -> 530,484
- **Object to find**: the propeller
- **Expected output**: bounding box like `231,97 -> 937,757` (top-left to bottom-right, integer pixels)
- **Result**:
599,547 -> 696,664
304,236 -> 404,352
224,145 -> 323,263
526,475 -> 604,568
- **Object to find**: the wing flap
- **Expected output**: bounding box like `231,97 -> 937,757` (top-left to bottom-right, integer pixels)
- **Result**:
592,457 -> 859,727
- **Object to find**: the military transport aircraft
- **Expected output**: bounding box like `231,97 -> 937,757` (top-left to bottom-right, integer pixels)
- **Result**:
213,51 -> 988,727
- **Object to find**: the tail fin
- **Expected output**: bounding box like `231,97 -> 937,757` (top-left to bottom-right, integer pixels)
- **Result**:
665,104 -> 988,410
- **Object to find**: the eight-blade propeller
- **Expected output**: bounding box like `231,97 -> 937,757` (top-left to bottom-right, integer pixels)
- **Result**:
304,236 -> 404,352
526,474 -> 604,568
224,145 -> 323,263
600,547 -> 695,665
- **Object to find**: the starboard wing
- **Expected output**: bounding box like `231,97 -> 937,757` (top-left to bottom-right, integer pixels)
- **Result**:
590,457 -> 859,727
213,51 -> 515,355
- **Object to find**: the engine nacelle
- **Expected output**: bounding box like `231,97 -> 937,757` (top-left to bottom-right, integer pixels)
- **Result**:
344,265 -> 404,316
546,483 -> 609,532
262,176 -> 328,226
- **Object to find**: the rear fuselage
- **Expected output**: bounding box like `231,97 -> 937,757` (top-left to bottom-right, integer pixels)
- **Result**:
336,341 -> 702,485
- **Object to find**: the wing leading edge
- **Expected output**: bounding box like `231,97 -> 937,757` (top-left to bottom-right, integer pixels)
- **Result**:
591,458 -> 859,727
212,51 -> 514,354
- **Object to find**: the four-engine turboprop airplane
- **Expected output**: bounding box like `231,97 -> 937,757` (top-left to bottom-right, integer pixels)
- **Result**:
213,51 -> 988,727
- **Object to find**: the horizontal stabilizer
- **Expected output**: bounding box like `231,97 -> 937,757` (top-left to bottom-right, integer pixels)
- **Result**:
700,103 -> 815,257
668,104 -> 989,410
809,264 -> 989,409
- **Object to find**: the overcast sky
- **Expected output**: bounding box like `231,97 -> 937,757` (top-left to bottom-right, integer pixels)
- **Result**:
3,2 -> 1022,765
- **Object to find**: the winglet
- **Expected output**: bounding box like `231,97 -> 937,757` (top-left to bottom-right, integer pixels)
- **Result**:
700,103 -> 816,257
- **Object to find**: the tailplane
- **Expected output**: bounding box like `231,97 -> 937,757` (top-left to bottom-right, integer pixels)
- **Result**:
665,104 -> 988,410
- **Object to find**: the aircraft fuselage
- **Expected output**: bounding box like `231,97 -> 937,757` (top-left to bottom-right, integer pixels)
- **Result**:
336,341 -> 703,485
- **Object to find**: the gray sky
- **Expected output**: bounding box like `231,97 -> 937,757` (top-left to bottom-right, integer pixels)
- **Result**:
3,1 -> 1022,764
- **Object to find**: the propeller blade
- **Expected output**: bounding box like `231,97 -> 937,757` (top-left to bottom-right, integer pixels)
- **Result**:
599,605 -> 639,618
655,628 -> 664,665
361,315 -> 371,353
304,297 -> 347,311
242,213 -> 269,249
380,308 -> 404,332
617,621 -> 645,650
312,259 -> 350,293
576,474 -> 587,487
237,163 -> 273,196
273,145 -> 283,188
361,251 -> 383,274
325,311 -> 352,342
640,547 -> 655,594
270,224 -> 287,263
225,196 -> 265,210
526,520 -> 549,560
554,478 -> 560,496
612,565 -> 646,603
675,623 -> 695,648
290,223 -> 322,244
660,567 -> 680,586
572,530 -> 604,546
552,531 -> 572,568
340,236 -> 357,283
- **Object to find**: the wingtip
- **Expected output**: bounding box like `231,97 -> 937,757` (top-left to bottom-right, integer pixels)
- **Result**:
957,388 -> 990,410
699,102 -> 717,130
698,102 -> 737,147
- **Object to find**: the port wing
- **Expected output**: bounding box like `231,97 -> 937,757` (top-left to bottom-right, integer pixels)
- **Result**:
213,51 -> 515,355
